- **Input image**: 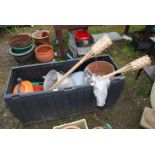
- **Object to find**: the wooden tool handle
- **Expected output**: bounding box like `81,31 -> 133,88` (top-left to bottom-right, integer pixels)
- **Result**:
100,67 -> 126,80
101,55 -> 151,80
49,60 -> 83,90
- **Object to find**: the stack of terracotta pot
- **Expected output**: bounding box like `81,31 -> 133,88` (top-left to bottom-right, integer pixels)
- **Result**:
9,33 -> 35,62
32,30 -> 55,63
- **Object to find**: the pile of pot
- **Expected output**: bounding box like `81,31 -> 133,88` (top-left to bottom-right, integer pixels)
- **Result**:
9,33 -> 35,62
9,30 -> 55,63
32,30 -> 54,63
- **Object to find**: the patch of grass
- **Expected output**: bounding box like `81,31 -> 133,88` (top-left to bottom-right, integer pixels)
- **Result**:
124,70 -> 153,97
136,84 -> 152,96
110,41 -> 144,67
89,25 -> 145,35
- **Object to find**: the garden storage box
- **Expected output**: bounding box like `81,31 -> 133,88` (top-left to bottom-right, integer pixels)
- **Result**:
4,54 -> 125,124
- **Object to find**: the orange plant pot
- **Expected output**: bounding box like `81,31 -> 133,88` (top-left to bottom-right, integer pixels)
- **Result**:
35,44 -> 54,62
13,80 -> 33,94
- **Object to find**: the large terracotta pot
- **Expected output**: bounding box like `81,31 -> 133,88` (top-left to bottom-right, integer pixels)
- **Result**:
35,44 -> 54,62
85,61 -> 115,76
32,30 -> 51,46
9,33 -> 32,48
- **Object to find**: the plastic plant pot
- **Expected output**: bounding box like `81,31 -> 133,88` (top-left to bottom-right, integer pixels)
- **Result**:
32,82 -> 44,92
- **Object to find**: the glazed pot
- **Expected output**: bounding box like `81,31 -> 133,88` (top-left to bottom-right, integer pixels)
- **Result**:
35,44 -> 54,62
12,43 -> 34,54
9,43 -> 35,62
9,33 -> 32,48
32,30 -> 51,46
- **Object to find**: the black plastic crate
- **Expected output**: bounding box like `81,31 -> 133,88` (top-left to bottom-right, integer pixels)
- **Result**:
131,31 -> 155,51
4,54 -> 125,124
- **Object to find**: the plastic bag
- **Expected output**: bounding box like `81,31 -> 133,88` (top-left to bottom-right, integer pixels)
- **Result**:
92,75 -> 110,107
43,70 -> 75,90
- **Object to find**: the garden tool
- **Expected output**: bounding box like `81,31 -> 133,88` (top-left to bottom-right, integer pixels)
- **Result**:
49,34 -> 112,90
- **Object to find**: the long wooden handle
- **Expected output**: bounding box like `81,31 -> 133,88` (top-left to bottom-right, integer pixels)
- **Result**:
49,60 -> 84,90
49,35 -> 112,90
100,55 -> 151,80
100,66 -> 129,80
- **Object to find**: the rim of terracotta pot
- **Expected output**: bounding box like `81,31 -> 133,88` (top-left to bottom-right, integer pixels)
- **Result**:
85,61 -> 115,76
35,44 -> 53,55
12,41 -> 34,51
9,33 -> 32,48
32,30 -> 50,39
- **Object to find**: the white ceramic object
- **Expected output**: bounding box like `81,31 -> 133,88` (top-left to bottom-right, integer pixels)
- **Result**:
93,75 -> 111,107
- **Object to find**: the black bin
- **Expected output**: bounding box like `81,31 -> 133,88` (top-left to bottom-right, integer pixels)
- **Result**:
4,54 -> 125,124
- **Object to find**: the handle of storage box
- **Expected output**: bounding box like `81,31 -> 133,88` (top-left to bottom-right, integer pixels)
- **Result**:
64,87 -> 76,92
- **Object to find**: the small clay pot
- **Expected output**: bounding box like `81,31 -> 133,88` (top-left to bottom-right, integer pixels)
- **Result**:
32,30 -> 51,46
35,44 -> 54,62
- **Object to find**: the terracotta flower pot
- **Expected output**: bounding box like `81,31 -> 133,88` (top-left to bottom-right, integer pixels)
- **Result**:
9,33 -> 32,48
85,61 -> 115,76
32,30 -> 51,46
35,44 -> 54,62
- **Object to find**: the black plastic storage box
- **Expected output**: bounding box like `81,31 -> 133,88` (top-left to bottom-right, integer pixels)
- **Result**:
4,54 -> 125,124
